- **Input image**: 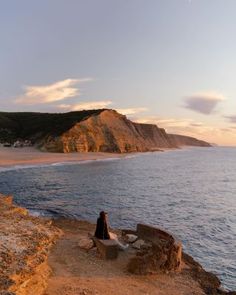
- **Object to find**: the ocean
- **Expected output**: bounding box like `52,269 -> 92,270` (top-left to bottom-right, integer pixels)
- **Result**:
0,147 -> 235,290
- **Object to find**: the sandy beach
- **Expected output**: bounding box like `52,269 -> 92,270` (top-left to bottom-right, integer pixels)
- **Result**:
0,146 -> 126,168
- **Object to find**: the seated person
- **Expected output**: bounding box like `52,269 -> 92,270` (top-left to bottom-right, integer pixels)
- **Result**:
94,211 -> 128,250
95,211 -> 110,239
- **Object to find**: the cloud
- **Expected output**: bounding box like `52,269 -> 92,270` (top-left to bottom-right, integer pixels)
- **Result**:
134,115 -> 236,146
183,92 -> 225,114
58,100 -> 112,111
189,122 -> 204,127
58,103 -> 148,114
116,107 -> 148,115
134,115 -> 219,137
161,118 -> 194,128
15,78 -> 93,105
220,128 -> 233,133
225,115 -> 236,123
136,116 -> 197,129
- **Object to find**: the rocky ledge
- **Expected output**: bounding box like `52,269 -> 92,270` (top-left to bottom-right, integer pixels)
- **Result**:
0,195 -> 235,295
0,195 -> 62,295
122,224 -> 235,295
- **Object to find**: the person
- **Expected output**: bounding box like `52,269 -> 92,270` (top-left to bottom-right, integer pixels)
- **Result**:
94,211 -> 128,250
94,211 -> 110,240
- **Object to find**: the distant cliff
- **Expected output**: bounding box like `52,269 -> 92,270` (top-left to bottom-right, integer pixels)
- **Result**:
168,134 -> 211,147
0,109 -> 211,153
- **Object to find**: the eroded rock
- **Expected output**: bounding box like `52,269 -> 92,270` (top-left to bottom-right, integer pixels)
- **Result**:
43,110 -> 176,153
124,234 -> 138,243
127,224 -> 182,275
0,194 -> 62,295
78,237 -> 94,250
131,239 -> 145,250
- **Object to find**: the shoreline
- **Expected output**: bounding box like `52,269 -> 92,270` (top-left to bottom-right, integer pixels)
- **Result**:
1,195 -> 235,295
0,146 -> 176,170
0,145 -> 215,170
0,146 -> 128,169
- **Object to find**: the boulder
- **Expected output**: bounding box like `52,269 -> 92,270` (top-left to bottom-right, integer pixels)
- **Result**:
78,237 -> 94,250
128,240 -> 181,275
132,239 -> 145,250
128,224 -> 182,275
125,234 -> 138,243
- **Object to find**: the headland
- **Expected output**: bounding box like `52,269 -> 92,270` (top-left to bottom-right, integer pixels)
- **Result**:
0,109 -> 211,154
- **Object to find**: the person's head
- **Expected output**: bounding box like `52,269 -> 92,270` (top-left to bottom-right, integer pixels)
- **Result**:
99,211 -> 107,220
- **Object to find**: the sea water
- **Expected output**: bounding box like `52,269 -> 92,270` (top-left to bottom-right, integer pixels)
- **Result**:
0,147 -> 235,290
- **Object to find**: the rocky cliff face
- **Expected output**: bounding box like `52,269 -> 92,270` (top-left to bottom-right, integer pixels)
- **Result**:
168,134 -> 211,147
42,110 -> 177,153
0,109 -> 211,153
127,224 -> 182,275
0,195 -> 62,295
1,195 -> 235,295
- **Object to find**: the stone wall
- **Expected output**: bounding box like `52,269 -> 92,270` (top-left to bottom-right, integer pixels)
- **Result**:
127,224 -> 182,275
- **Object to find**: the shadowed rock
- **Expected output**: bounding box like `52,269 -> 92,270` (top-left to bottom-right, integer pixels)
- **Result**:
0,109 -> 211,153
127,224 -> 182,275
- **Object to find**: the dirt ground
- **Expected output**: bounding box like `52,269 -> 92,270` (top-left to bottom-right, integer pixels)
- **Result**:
44,219 -> 205,295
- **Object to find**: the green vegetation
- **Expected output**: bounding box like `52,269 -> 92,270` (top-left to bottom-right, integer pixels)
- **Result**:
0,110 -> 105,143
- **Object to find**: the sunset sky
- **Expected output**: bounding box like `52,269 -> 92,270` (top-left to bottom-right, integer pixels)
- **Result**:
1,0 -> 236,145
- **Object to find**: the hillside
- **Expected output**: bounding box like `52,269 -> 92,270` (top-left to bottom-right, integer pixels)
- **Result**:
168,134 -> 211,147
0,109 -> 211,152
0,110 -> 104,143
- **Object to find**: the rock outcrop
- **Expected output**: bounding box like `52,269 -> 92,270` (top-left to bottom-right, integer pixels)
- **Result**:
1,197 -> 235,295
125,224 -> 182,275
123,224 -> 235,295
0,195 -> 62,295
0,109 -> 211,153
43,110 -> 175,153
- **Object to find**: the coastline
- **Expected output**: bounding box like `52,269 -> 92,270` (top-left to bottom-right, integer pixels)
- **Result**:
0,146 -> 127,169
0,149 -> 234,294
0,195 -> 236,295
1,195 -> 235,295
0,145 -> 212,170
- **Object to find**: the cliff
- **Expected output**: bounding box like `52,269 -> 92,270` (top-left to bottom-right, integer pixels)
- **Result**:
0,195 -> 236,295
1,195 -> 235,295
43,110 -> 176,153
168,134 -> 211,147
0,109 -> 104,144
0,109 -> 211,153
0,195 -> 62,295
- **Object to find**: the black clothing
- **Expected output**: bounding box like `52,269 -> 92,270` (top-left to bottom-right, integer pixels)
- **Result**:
94,217 -> 110,239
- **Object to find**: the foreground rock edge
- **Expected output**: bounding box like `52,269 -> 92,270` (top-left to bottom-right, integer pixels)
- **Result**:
0,195 -> 62,295
0,195 -> 235,295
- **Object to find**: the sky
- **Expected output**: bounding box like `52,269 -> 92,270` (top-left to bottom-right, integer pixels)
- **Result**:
1,0 -> 236,146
